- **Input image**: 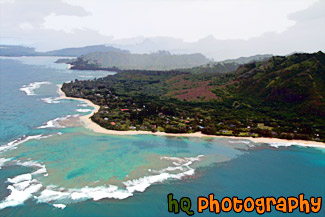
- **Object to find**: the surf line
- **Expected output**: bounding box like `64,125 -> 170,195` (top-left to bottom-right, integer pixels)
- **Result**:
167,193 -> 322,216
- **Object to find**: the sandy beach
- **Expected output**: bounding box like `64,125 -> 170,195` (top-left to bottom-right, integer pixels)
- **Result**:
57,85 -> 325,149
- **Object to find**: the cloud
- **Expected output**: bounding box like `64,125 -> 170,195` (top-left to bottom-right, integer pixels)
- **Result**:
288,0 -> 325,21
0,0 -> 323,58
109,0 -> 324,60
0,0 -> 89,30
42,0 -> 317,41
0,0 -> 99,49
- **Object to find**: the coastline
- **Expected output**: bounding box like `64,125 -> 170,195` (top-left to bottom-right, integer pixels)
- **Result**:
57,85 -> 325,149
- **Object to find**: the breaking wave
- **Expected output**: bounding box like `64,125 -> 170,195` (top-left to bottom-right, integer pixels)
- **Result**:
76,109 -> 92,113
228,140 -> 251,144
0,135 -> 50,154
79,75 -> 94,78
0,154 -> 203,210
77,103 -> 89,107
0,158 -> 11,169
37,115 -> 79,129
41,97 -> 61,104
20,82 -> 51,96
267,142 -> 325,149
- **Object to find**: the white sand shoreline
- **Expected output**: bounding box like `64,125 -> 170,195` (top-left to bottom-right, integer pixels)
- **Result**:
57,85 -> 325,149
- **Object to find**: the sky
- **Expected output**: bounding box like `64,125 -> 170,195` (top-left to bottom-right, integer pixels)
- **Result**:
0,0 -> 324,59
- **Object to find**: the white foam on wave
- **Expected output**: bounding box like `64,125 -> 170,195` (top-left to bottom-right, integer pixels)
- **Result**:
123,155 -> 203,193
228,140 -> 251,144
0,135 -> 54,210
76,109 -> 92,113
0,135 -> 47,153
0,173 -> 43,210
68,186 -> 130,201
123,170 -> 193,193
267,142 -> 325,149
37,118 -> 64,129
34,155 -> 203,207
20,81 -> 51,96
53,204 -> 66,209
0,158 -> 11,169
7,174 -> 32,184
41,97 -> 61,104
0,132 -> 57,210
77,103 -> 89,107
16,160 -> 47,176
37,114 -> 79,129
0,158 -> 48,210
37,185 -> 132,205
0,151 -> 204,209
79,75 -> 94,78
35,164 -> 196,206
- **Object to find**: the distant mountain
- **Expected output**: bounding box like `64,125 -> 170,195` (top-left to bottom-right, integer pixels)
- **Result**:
0,44 -> 128,57
221,54 -> 273,64
44,45 -> 129,57
0,45 -> 39,56
70,50 -> 211,71
109,34 -> 323,61
180,54 -> 273,74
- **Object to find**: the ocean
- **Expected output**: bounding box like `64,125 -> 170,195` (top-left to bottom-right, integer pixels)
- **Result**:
0,57 -> 324,217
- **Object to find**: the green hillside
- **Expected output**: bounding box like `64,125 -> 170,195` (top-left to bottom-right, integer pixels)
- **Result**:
62,52 -> 325,141
231,51 -> 325,116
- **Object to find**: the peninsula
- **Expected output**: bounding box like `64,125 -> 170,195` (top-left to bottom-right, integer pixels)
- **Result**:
61,52 -> 325,143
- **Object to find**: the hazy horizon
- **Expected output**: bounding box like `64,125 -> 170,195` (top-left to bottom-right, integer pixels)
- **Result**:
0,0 -> 324,60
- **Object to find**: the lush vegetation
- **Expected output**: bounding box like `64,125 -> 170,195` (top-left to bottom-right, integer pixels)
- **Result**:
62,52 -> 325,141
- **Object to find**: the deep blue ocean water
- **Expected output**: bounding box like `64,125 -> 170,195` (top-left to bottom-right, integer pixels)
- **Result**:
0,57 -> 324,217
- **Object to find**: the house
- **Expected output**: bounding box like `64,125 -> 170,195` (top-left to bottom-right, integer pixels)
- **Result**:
121,109 -> 129,111
110,122 -> 116,125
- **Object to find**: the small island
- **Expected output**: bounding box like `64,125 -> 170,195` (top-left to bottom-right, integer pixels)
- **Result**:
61,52 -> 325,142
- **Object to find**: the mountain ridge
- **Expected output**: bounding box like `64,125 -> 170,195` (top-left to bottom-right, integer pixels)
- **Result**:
0,44 -> 128,57
70,50 -> 211,71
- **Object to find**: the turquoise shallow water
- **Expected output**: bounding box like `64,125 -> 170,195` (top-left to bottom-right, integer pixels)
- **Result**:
0,57 -> 324,216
